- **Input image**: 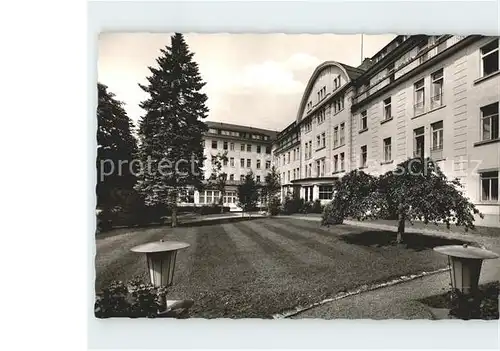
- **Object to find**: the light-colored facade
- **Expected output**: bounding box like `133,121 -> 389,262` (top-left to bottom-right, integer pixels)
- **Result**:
196,121 -> 277,210
275,35 -> 500,227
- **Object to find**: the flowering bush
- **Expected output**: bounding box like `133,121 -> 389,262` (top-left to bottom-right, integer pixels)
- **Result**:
94,278 -> 165,318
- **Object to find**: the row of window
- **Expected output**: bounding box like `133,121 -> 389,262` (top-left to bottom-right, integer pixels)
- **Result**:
208,128 -> 271,141
199,190 -> 239,205
216,157 -> 272,170
282,167 -> 301,183
221,174 -> 263,183
280,146 -> 301,166
209,140 -> 272,154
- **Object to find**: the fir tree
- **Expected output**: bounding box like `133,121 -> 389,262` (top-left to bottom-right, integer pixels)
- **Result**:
135,33 -> 209,227
96,83 -> 138,208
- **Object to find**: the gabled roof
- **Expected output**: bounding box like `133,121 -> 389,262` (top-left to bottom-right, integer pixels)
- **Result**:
295,61 -> 367,123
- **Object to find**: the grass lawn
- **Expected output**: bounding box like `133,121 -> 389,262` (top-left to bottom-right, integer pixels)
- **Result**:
95,217 -> 462,318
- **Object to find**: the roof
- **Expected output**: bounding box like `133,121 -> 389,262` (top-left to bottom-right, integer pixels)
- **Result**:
295,61 -> 367,123
205,120 -> 278,138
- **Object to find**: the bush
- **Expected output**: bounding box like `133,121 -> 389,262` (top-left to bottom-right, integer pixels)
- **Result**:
311,199 -> 323,214
95,278 -> 164,318
321,201 -> 345,225
267,197 -> 281,216
282,196 -> 304,214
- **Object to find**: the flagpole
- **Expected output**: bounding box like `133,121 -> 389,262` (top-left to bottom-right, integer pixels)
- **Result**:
360,34 -> 364,64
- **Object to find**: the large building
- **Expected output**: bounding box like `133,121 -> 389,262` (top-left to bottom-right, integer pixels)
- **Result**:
274,35 -> 500,227
194,121 -> 277,210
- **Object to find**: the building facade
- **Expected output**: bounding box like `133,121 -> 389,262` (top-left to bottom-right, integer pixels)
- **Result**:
195,121 -> 277,210
274,35 -> 500,227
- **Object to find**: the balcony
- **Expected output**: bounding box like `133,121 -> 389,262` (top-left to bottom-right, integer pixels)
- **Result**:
353,35 -> 467,105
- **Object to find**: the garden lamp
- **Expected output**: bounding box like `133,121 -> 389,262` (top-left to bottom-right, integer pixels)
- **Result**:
433,244 -> 499,295
130,240 -> 193,316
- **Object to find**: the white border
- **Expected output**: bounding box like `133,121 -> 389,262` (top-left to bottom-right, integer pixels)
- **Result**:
87,1 -> 500,349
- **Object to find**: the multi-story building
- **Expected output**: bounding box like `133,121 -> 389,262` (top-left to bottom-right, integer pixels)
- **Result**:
195,121 -> 277,210
275,35 -> 500,227
273,121 -> 301,200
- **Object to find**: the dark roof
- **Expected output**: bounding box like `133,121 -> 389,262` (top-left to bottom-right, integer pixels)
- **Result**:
339,63 -> 366,80
205,120 -> 278,138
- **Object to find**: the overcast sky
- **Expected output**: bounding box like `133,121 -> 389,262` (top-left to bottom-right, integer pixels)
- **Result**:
98,33 -> 396,132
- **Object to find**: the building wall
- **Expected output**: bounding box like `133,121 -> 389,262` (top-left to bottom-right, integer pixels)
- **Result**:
275,35 -> 499,226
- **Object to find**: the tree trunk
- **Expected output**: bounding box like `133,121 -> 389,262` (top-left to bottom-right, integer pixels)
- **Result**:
397,212 -> 405,243
171,205 -> 178,228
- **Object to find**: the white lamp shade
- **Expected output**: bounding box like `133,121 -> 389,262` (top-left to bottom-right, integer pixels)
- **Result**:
448,256 -> 483,295
146,251 -> 178,287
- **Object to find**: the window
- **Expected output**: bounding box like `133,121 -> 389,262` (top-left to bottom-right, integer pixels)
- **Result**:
308,141 -> 312,158
321,132 -> 326,148
340,153 -> 345,171
246,159 -> 251,168
333,126 -> 339,147
316,160 -> 321,176
321,158 -> 325,176
223,141 -> 228,150
304,119 -> 312,133
383,137 -> 392,162
361,145 -> 367,168
383,97 -> 392,120
283,172 -> 286,181
257,145 -> 261,154
316,135 -> 321,149
293,169 -> 296,180
229,157 -> 234,167
318,109 -> 326,124
246,144 -> 252,152
240,143 -> 245,151
333,155 -> 339,173
229,142 -> 235,151
333,75 -> 341,89
240,175 -> 245,182
339,123 -> 345,145
256,175 -> 261,183
319,186 -> 333,200
480,171 -> 499,201
431,121 -> 444,151
305,142 -> 309,160
208,128 -> 218,134
240,158 -> 245,167
431,69 -> 444,109
211,140 -> 217,149
287,152 -> 290,163
414,79 -> 425,115
360,111 -> 368,131
293,149 -> 296,161
223,158 -> 228,166
414,127 -> 425,157
480,40 -> 499,77
480,102 -> 499,141
256,159 -> 261,169
266,160 -> 271,169
283,154 -> 286,164
265,146 -> 272,154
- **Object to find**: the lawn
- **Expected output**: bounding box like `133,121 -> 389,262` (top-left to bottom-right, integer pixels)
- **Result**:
95,217 -> 460,318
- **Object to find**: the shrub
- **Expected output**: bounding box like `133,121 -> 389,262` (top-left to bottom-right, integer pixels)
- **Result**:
267,197 -> 281,216
95,279 -> 164,318
311,199 -> 323,214
301,201 -> 313,214
282,196 -> 304,214
321,201 -> 344,225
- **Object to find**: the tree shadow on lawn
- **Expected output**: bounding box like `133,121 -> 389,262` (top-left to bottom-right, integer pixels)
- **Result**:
339,230 -> 475,251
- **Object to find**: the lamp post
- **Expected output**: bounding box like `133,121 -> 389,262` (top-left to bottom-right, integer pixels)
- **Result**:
433,244 -> 499,319
130,240 -> 193,317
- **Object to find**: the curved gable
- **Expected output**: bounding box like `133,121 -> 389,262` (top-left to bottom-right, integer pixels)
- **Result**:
296,61 -> 358,123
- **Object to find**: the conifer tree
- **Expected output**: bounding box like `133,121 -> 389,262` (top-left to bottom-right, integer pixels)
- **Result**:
135,33 -> 209,227
96,83 -> 138,208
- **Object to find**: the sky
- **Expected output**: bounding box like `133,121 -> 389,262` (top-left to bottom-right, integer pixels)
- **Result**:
98,33 -> 396,132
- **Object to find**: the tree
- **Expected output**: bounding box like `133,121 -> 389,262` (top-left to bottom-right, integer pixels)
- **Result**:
321,170 -> 379,225
209,151 -> 228,213
376,157 -> 483,243
135,33 -> 209,227
262,166 -> 281,215
96,82 -> 138,208
322,158 -> 484,244
237,171 -> 259,217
